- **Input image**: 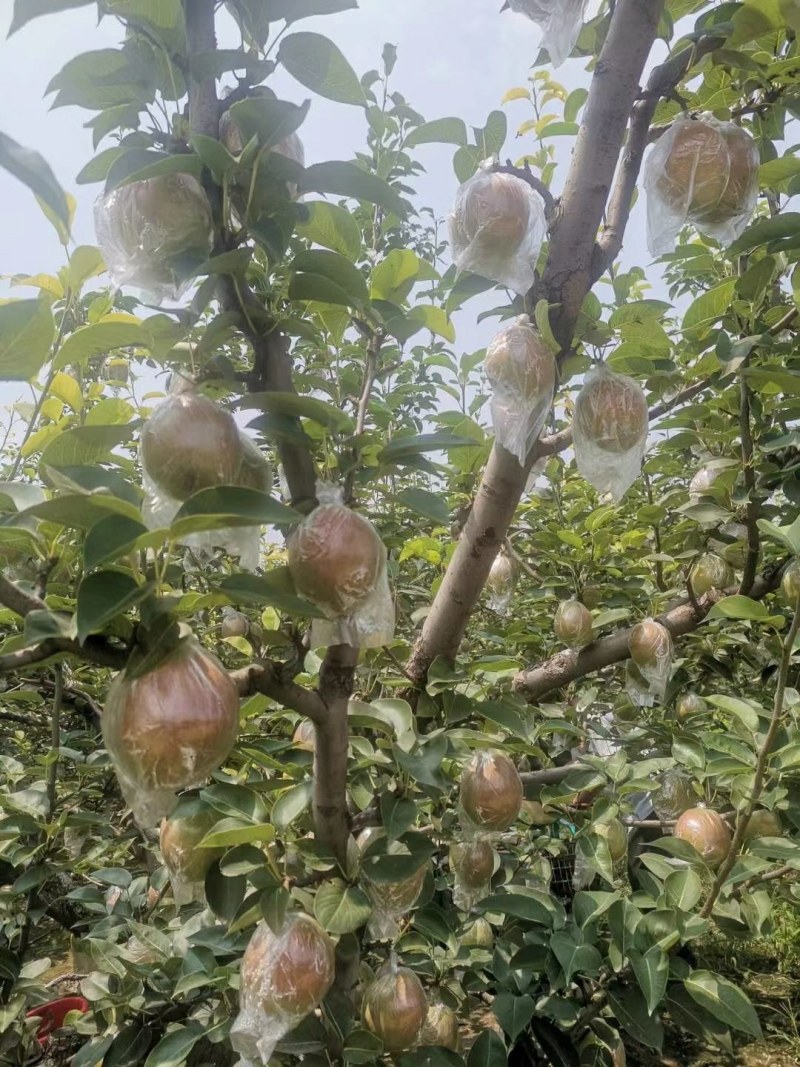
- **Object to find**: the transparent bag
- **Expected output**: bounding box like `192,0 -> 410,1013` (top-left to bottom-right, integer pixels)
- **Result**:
449,163 -> 546,295
459,751 -> 523,838
573,364 -> 648,502
102,636 -> 240,826
287,484 -> 394,649
159,797 -> 224,906
507,0 -> 589,67
627,619 -> 672,706
358,828 -> 426,939
485,550 -> 516,614
141,378 -> 272,572
230,914 -> 335,1067
94,174 -> 214,302
644,113 -> 759,256
450,839 -> 495,912
652,768 -> 695,822
484,316 -> 556,465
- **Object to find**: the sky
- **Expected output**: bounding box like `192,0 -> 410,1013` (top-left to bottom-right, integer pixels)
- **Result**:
0,0 -> 668,400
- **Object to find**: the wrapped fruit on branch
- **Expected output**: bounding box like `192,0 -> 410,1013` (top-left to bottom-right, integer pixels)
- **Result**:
505,0 -> 589,67
230,914 -> 335,1067
287,484 -> 394,649
449,164 -> 546,295
554,599 -> 593,650
689,464 -> 720,501
140,377 -> 272,570
450,838 -> 495,912
485,549 -> 517,614
781,558 -> 800,606
362,960 -> 427,1053
644,113 -> 759,255
573,364 -> 648,502
743,809 -> 782,841
459,750 -> 523,838
420,999 -> 461,1051
626,618 -> 672,707
159,797 -> 224,905
358,828 -> 426,939
220,93 -> 305,212
676,691 -> 706,721
652,768 -> 696,822
674,807 -> 731,869
594,818 -> 627,863
102,636 -> 240,825
94,174 -> 214,302
484,317 -> 556,465
690,552 -> 733,597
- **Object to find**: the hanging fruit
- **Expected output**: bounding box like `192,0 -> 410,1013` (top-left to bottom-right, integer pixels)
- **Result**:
554,599 -> 593,650
362,962 -> 427,1053
674,807 -> 731,869
572,364 -> 648,502
459,751 -> 523,835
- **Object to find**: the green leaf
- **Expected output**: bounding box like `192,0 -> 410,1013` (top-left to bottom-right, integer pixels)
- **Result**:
380,794 -> 417,840
408,305 -> 455,343
684,971 -> 762,1038
219,570 -> 324,617
296,201 -> 362,260
404,117 -> 468,149
272,780 -> 313,830
0,131 -> 71,232
665,987 -> 732,1051
314,880 -> 372,934
76,571 -> 151,643
144,1024 -> 203,1067
0,299 -> 55,382
664,869 -> 702,912
47,48 -> 155,112
349,698 -> 414,740
169,488 -> 299,540
279,32 -> 366,106
67,245 -> 105,293
466,1029 -> 506,1067
105,1023 -> 153,1067
759,155 -> 800,190
706,695 -> 761,732
265,0 -> 358,20
706,595 -> 782,624
394,488 -> 450,524
198,819 -> 275,848
10,0 -> 93,32
728,213 -> 800,256
480,889 -> 565,928
243,391 -> 354,433
492,993 -> 535,1041
379,433 -> 479,464
630,946 -> 669,1016
682,279 -> 736,339
7,493 -> 141,530
550,928 -> 603,984
114,153 -> 204,190
300,161 -> 407,218
53,321 -> 146,370
607,985 -> 663,1051
226,97 -> 309,152
40,424 -> 134,468
371,249 -> 423,301
83,515 -> 151,571
290,249 -> 369,308
205,864 -> 246,922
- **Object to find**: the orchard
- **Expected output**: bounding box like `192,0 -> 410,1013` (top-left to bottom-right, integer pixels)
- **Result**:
1,1 -> 800,1066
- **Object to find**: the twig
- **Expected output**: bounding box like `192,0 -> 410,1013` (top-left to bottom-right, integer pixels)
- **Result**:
314,644 -> 358,867
738,367 -> 759,595
700,597 -> 800,919
491,160 -> 557,222
46,666 -> 63,817
344,328 -> 384,503
231,660 -> 326,723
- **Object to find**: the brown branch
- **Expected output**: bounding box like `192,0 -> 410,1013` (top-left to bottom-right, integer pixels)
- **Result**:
700,599 -> 800,919
0,574 -> 46,617
738,368 -> 759,594
46,667 -> 63,816
0,636 -> 128,674
491,160 -> 557,222
344,328 -> 384,503
231,660 -> 326,722
591,34 -> 725,279
182,0 -> 219,139
520,762 -> 581,787
404,0 -> 665,691
313,644 -> 358,867
513,564 -> 785,702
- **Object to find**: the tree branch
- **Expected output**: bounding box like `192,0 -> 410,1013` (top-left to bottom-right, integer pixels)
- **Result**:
491,160 -> 556,222
231,660 -> 326,722
313,644 -> 358,867
513,564 -> 786,702
738,368 -> 759,594
182,0 -> 219,139
403,0 -> 666,691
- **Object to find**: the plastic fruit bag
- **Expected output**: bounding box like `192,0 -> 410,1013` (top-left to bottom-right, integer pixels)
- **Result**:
141,378 -> 272,571
159,797 -> 224,906
449,164 -> 546,295
627,618 -> 672,706
553,599 -> 593,649
484,316 -> 556,465
358,828 -> 426,939
94,174 -> 214,302
287,484 -> 394,649
450,839 -> 495,912
362,960 -> 427,1054
652,768 -> 695,822
102,636 -> 240,826
230,914 -> 335,1067
506,0 -> 589,67
459,751 -> 523,838
485,550 -> 516,614
573,364 -> 648,502
221,107 -> 305,207
644,113 -> 759,255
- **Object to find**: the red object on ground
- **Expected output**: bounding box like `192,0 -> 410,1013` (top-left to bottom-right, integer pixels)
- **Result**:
26,997 -> 90,1046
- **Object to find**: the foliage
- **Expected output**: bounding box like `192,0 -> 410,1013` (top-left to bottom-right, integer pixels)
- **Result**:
0,1 -> 799,1065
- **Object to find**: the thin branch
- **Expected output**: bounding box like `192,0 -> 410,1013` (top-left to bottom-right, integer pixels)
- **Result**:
344,328 -> 384,503
313,644 -> 358,867
0,636 -> 128,674
46,667 -> 63,817
738,367 -> 759,594
513,562 -> 786,702
231,660 -> 326,722
700,598 -> 800,919
491,160 -> 557,223
0,574 -> 46,617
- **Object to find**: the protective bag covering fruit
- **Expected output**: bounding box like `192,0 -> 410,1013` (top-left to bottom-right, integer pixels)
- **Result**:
159,798 -> 224,905
421,1000 -> 460,1051
230,914 -> 335,1067
506,0 -> 589,67
626,618 -> 672,707
287,484 -> 394,649
359,828 -> 426,939
94,174 -> 214,302
141,378 -> 272,571
221,108 -> 305,206
449,164 -> 546,295
573,364 -> 648,502
450,839 -> 495,912
674,807 -> 731,869
484,316 -> 556,465
644,113 -> 759,255
102,636 -> 240,826
362,960 -> 427,1053
690,552 -> 733,596
652,768 -> 695,822
485,551 -> 516,614
554,599 -> 593,649
459,750 -> 523,838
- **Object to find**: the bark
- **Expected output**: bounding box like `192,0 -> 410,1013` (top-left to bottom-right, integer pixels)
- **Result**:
313,645 -> 358,867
